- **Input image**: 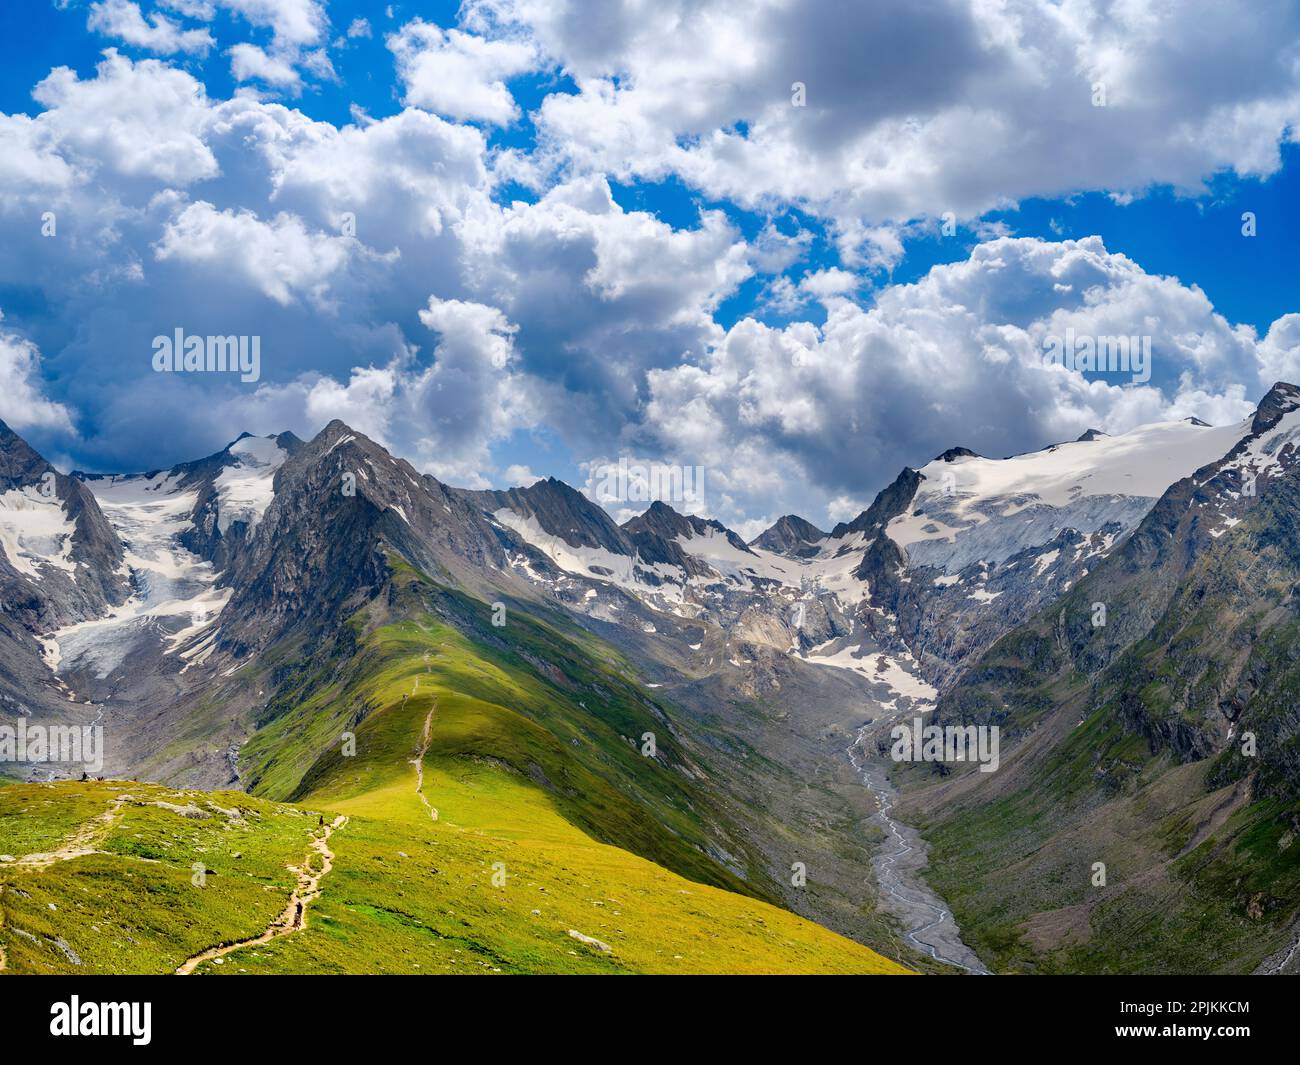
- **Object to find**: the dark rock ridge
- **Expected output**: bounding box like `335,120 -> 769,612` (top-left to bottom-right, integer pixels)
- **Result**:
934,446 -> 979,462
828,467 -> 924,540
468,477 -> 634,557
622,499 -> 754,555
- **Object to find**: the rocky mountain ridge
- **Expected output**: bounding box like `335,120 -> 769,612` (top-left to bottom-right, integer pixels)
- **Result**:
3,390 -> 1280,782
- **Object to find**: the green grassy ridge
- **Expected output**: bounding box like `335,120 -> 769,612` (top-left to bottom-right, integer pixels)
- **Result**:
293,621 -> 761,898
0,728 -> 912,974
0,554 -> 919,974
356,561 -> 925,969
191,745 -> 911,975
241,561 -> 778,903
0,759 -> 915,972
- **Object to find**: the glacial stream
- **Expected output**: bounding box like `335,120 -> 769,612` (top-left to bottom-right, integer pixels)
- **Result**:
847,728 -> 991,974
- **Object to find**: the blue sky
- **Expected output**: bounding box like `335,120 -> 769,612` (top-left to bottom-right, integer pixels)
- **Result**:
2,1 -> 1299,536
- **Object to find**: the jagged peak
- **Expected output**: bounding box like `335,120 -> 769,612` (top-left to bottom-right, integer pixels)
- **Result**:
475,474 -> 631,556
1076,428 -> 1107,441
491,474 -> 622,528
828,467 -> 923,540
1252,381 -> 1300,435
283,422 -> 442,504
484,474 -> 592,509
519,475 -> 586,499
758,514 -> 825,539
0,417 -> 53,479
1262,380 -> 1300,399
225,429 -> 304,454
302,421 -> 400,468
624,500 -> 754,553
622,499 -> 687,531
750,514 -> 827,556
312,419 -> 368,447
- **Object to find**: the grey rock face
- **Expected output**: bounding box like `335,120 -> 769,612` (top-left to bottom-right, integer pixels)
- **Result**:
468,477 -> 635,556
750,515 -> 826,557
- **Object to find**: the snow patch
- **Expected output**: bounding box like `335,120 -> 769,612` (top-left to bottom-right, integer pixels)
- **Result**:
0,486 -> 77,577
214,436 -> 286,537
805,644 -> 938,709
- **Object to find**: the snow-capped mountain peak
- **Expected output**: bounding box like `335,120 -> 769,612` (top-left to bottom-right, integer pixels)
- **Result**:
886,416 -> 1248,573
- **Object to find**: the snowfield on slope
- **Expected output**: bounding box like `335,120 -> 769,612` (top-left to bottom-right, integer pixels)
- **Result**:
40,472 -> 227,677
0,486 -> 77,577
887,418 -> 1249,571
214,436 -> 287,536
485,412 -> 1276,703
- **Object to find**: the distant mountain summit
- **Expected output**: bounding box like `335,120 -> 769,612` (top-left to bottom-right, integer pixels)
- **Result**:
934,446 -> 980,462
622,499 -> 754,554
469,476 -> 633,557
0,419 -> 129,632
750,515 -> 826,558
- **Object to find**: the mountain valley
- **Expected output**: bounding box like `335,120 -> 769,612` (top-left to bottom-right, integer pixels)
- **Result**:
3,386 -> 1300,974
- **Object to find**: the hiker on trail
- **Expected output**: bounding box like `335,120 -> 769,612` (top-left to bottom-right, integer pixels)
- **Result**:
319,815 -> 324,826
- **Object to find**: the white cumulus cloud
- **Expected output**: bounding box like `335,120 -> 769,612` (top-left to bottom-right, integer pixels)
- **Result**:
87,0 -> 215,56
389,20 -> 537,125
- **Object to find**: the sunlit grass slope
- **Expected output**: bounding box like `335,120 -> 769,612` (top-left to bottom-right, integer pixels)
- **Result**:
0,562 -> 910,975
0,780 -> 319,973
203,704 -> 911,974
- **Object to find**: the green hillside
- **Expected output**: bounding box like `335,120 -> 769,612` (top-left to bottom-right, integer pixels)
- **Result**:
899,469 -> 1300,974
0,559 -> 909,975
